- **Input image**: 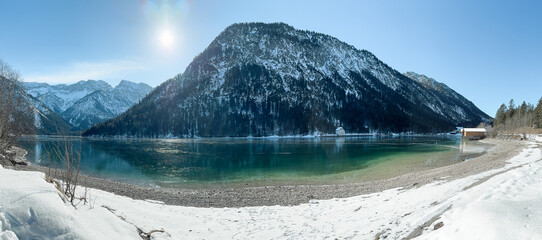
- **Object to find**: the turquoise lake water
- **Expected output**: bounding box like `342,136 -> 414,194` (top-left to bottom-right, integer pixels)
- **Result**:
17,136 -> 490,188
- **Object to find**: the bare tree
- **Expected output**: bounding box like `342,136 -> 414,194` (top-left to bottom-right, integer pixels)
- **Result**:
0,60 -> 33,158
48,136 -> 82,206
43,121 -> 86,207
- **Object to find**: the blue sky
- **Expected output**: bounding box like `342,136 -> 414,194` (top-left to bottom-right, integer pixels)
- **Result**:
1,0 -> 541,117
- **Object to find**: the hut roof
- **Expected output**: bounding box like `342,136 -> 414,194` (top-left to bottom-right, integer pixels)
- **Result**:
462,128 -> 487,133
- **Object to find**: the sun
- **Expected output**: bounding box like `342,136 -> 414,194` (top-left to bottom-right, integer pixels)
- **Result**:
158,29 -> 174,48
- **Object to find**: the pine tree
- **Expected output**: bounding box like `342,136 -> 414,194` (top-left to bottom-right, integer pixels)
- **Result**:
494,104 -> 507,126
506,99 -> 516,121
534,97 -> 542,128
519,101 -> 528,117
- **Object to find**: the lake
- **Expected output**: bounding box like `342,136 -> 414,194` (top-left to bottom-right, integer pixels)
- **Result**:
17,136 -> 490,188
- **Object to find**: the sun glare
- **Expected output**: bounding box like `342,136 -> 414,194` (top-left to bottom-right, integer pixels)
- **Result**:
159,29 -> 174,48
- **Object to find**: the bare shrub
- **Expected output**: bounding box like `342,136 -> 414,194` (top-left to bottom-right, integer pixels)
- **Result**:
46,136 -> 85,207
45,167 -> 55,183
486,127 -> 497,138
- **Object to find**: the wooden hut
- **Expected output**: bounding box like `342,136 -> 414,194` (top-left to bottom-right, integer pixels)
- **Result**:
461,128 -> 487,140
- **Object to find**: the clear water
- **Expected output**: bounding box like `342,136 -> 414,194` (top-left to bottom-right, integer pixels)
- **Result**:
17,136 -> 490,188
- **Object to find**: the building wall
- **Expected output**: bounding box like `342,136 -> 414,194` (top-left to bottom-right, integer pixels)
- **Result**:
462,131 -> 486,140
464,132 -> 486,137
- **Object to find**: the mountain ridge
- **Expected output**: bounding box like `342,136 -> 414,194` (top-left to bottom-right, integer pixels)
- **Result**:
23,80 -> 152,130
84,22 -> 489,137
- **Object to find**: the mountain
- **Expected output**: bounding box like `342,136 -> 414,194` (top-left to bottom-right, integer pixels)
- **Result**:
83,22 -> 489,138
403,72 -> 489,124
23,80 -> 152,130
24,80 -> 111,113
0,76 -> 73,135
25,94 -> 74,135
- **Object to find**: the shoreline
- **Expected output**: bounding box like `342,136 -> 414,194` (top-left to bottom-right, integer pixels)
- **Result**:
25,132 -> 458,140
10,139 -> 525,208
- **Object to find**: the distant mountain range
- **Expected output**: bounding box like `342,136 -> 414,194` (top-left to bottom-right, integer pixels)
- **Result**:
83,22 -> 489,137
23,80 -> 152,131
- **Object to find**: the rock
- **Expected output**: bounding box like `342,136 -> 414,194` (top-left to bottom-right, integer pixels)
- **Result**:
0,154 -> 13,167
5,147 -> 29,166
434,221 -> 444,230
11,156 -> 28,165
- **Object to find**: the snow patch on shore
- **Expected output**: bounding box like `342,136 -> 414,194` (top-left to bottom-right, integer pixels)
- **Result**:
418,142 -> 542,239
0,165 -> 139,240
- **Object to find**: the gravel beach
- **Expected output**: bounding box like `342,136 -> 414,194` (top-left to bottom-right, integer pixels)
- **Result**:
11,139 -> 524,208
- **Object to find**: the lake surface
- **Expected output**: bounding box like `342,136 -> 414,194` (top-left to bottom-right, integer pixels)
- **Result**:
18,136 -> 490,188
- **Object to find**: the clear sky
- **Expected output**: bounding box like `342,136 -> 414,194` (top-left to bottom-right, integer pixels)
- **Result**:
1,0 -> 541,117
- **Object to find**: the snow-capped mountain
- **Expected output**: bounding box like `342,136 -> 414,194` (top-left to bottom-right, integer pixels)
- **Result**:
23,80 -> 152,130
24,80 -> 111,113
84,22 -> 489,137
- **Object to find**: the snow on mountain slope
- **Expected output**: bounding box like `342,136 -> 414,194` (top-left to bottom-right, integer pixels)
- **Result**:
25,94 -> 74,134
24,80 -> 110,113
111,80 -> 153,105
85,22 -> 490,137
404,72 -> 490,123
23,80 -> 152,130
62,90 -> 137,130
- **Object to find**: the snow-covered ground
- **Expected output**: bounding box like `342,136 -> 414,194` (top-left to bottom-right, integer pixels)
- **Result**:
0,166 -> 139,239
1,140 -> 541,239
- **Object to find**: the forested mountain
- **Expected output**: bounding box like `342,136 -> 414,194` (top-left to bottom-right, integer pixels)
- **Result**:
23,80 -> 152,130
25,94 -> 74,134
0,76 -> 72,135
403,72 -> 489,124
84,22 -> 489,138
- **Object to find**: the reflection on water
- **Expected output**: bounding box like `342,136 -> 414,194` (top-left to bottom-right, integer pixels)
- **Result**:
34,141 -> 43,164
460,140 -> 491,155
17,136 -> 490,188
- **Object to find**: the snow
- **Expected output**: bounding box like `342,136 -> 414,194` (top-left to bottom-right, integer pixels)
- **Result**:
23,80 -> 152,129
462,128 -> 487,133
1,140 -> 541,239
419,141 -> 542,239
32,109 -> 42,129
0,165 -> 139,240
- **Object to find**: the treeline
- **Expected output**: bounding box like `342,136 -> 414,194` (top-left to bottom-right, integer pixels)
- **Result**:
493,98 -> 542,135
